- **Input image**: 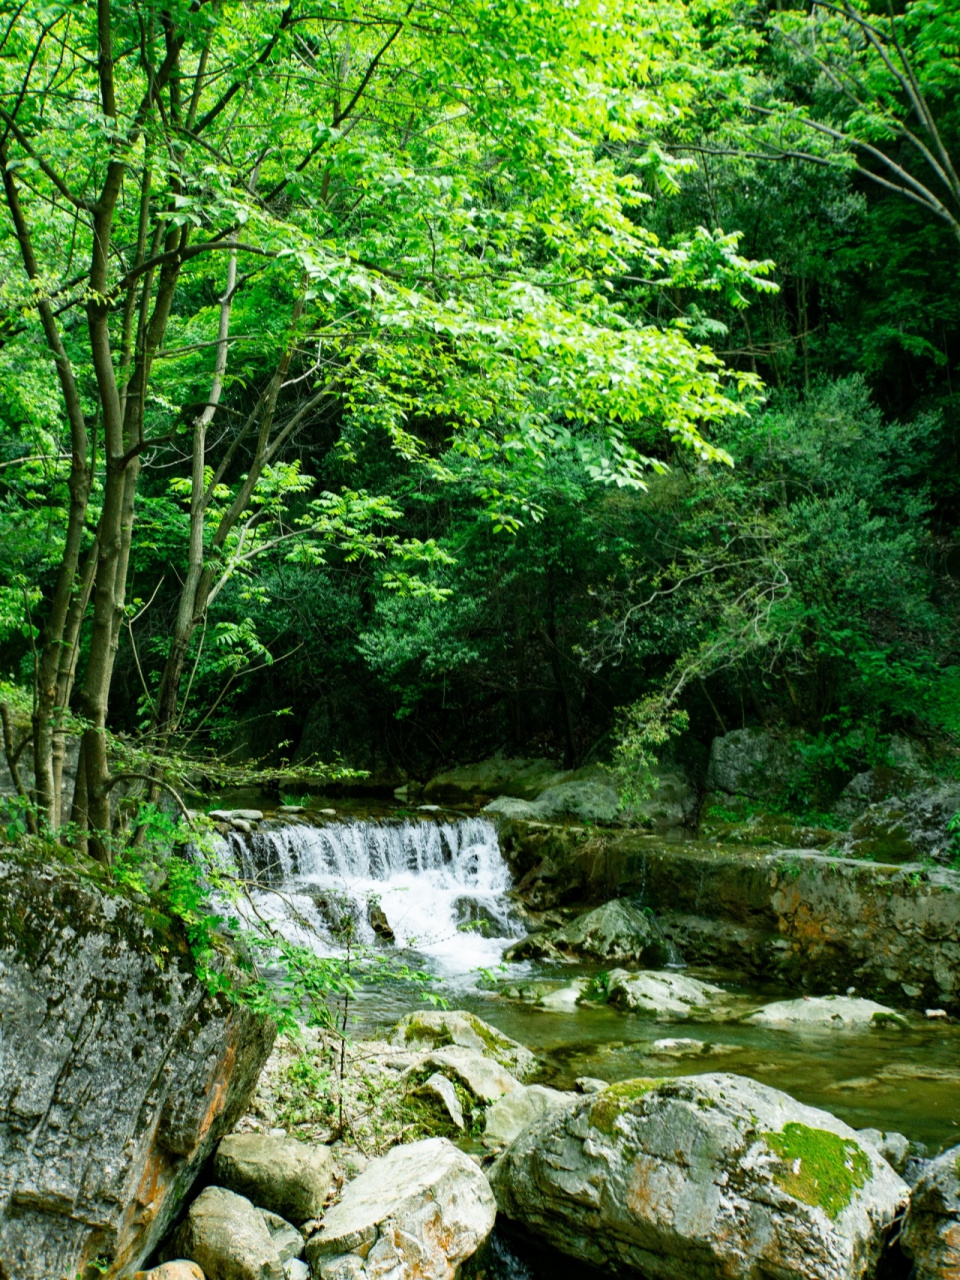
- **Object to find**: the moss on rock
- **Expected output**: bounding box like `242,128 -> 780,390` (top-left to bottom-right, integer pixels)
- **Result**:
588,1079 -> 663,1136
762,1122 -> 871,1219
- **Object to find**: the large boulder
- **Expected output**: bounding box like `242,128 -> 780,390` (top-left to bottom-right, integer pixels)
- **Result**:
391,1010 -> 537,1079
305,1137 -> 496,1280
169,1186 -> 283,1280
551,899 -> 671,963
0,861 -> 274,1280
213,1133 -> 332,1224
748,996 -> 907,1030
404,1049 -> 520,1106
842,779 -> 960,865
901,1143 -> 960,1279
532,780 -> 621,824
630,763 -> 699,830
423,758 -> 563,804
490,1072 -> 908,1280
706,728 -> 801,799
604,969 -> 735,1021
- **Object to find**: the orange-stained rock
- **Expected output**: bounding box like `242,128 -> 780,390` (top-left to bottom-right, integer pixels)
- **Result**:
0,861 -> 275,1279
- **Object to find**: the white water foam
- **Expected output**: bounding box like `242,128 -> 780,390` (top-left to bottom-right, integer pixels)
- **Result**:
222,816 -> 523,977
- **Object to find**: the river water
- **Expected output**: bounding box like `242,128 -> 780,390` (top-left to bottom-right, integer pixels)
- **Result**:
222,814 -> 960,1153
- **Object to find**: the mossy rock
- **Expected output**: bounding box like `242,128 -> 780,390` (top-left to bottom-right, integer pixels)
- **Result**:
391,1010 -> 537,1079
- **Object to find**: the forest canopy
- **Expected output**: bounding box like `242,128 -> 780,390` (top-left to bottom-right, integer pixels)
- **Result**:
0,0 -> 957,854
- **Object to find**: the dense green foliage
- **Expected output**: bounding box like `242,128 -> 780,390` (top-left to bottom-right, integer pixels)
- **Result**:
1,0 -> 958,835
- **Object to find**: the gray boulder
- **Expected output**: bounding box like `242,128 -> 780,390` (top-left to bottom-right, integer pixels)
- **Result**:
706,728 -> 801,799
856,1129 -> 911,1175
214,1133 -> 332,1223
391,1009 -> 536,1079
842,779 -> 960,865
405,1048 -> 520,1106
748,996 -> 907,1030
490,1072 -> 908,1280
533,780 -> 620,823
902,1143 -> 960,1279
411,1072 -> 465,1131
259,1210 -> 305,1264
605,968 -> 734,1021
551,899 -> 670,963
0,861 -> 274,1280
170,1186 -> 283,1280
305,1137 -> 495,1280
484,1084 -> 576,1145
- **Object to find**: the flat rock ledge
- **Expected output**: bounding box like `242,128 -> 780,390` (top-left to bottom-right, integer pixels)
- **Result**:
490,1071 -> 908,1280
306,1137 -> 495,1280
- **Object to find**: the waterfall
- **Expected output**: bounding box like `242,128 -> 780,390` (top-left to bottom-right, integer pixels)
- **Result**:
221,816 -> 523,977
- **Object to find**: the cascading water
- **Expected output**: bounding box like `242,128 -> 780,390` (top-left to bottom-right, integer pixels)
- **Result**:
221,815 -> 524,978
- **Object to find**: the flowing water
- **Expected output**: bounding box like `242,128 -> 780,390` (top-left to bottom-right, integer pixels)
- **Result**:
225,814 -> 960,1152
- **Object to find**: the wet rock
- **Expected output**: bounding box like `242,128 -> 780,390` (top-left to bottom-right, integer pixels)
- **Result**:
134,1265 -> 205,1280
605,968 -> 734,1021
411,1072 -> 465,1131
214,1133 -> 333,1224
706,728 -> 802,799
0,861 -> 274,1280
305,1137 -> 495,1280
169,1186 -> 283,1280
538,981 -> 586,1011
748,995 -> 907,1029
902,1143 -> 960,1280
551,899 -> 670,963
484,1084 -> 576,1146
649,1037 -> 739,1058
367,902 -> 394,942
502,931 -> 565,962
277,804 -> 307,815
391,1010 -> 537,1079
209,809 -> 264,822
491,1072 -> 908,1280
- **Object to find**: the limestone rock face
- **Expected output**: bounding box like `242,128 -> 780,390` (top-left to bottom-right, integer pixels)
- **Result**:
605,968 -> 734,1020
483,1084 -> 576,1146
305,1137 -> 496,1280
170,1186 -> 283,1280
902,1144 -> 960,1280
491,1072 -> 908,1280
0,861 -> 274,1280
747,996 -> 905,1029
214,1133 -> 332,1223
391,1010 -> 536,1079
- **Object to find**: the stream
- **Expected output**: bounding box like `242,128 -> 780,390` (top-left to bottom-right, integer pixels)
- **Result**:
223,813 -> 960,1153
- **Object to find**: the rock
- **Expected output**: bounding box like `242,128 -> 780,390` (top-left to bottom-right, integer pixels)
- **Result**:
625,762 -> 699,831
833,767 -> 912,823
649,1037 -> 739,1058
367,903 -> 394,942
214,1133 -> 333,1223
532,780 -> 621,823
605,968 -> 733,1020
0,861 -> 274,1280
484,1084 -> 575,1145
305,1137 -> 496,1280
926,1008 -> 949,1019
551,899 -> 670,963
391,1010 -> 537,1079
857,1129 -> 911,1175
169,1186 -> 284,1280
706,728 -> 801,799
748,995 -> 907,1029
259,1210 -> 305,1263
411,1072 -> 465,1131
538,981 -> 586,1011
408,1049 -> 520,1106
424,758 -> 562,804
209,809 -> 264,821
491,1072 -> 908,1280
284,1262 -> 309,1280
135,1265 -> 206,1280
575,1076 -> 608,1093
502,931 -> 564,962
902,1143 -> 960,1280
277,805 -> 307,815
485,796 -> 541,820
842,779 -> 960,864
